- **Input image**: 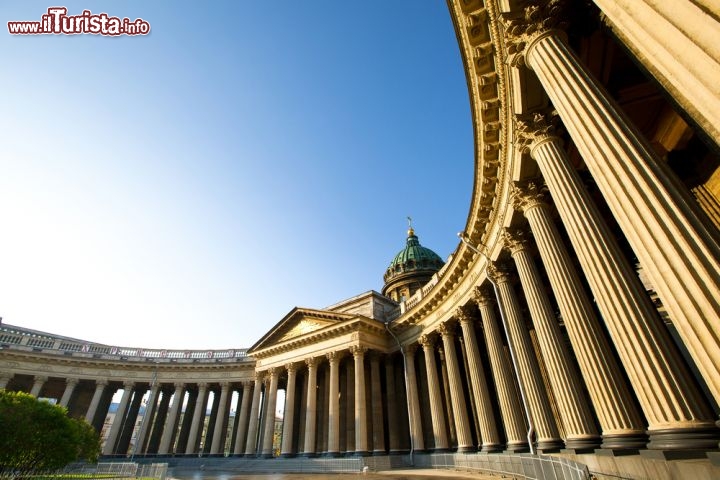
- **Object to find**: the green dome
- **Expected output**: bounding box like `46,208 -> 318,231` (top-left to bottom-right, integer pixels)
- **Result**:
383,228 -> 444,283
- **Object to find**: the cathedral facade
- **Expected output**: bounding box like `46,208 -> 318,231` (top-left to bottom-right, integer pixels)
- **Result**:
2,1 -> 720,478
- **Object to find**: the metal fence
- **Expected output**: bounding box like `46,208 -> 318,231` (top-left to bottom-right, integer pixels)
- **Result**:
63,461 -> 168,479
414,452 -> 591,480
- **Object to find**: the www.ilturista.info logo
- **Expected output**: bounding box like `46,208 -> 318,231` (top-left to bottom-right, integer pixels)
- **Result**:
8,7 -> 150,36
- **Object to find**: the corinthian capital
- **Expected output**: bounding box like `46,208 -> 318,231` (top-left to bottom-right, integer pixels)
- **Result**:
486,261 -> 514,285
502,0 -> 569,66
473,285 -> 495,307
515,110 -> 562,151
510,179 -> 550,213
455,305 -> 475,325
502,228 -> 533,256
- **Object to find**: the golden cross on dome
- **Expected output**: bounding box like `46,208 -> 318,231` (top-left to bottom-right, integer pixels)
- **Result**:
407,216 -> 414,236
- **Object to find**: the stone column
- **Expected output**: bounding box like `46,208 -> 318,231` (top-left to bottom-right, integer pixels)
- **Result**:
455,307 -> 503,452
403,344 -> 425,452
211,382 -> 231,456
281,364 -> 298,457
185,383 -> 208,455
244,375 -> 263,456
438,322 -> 475,453
517,16 -> 720,412
85,380 -> 108,424
59,378 -> 79,408
151,388 -> 174,454
512,182 -> 647,449
384,358 -> 402,453
488,263 -> 563,451
261,369 -> 279,458
118,386 -> 145,455
369,352 -> 386,455
233,382 -> 252,456
103,381 -> 134,455
326,353 -> 341,456
515,113 -> 717,448
303,357 -> 319,456
158,383 -> 184,455
502,228 -> 601,450
474,288 -> 528,452
419,334 -> 450,451
350,346 -> 369,455
592,0 -> 720,143
135,384 -> 160,455
29,375 -> 47,397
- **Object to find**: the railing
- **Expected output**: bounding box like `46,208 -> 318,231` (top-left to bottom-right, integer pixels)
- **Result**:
64,461 -> 168,479
416,453 -> 591,480
0,324 -> 250,363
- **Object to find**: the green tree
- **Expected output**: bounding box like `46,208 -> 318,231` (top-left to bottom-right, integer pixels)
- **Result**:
0,390 -> 100,478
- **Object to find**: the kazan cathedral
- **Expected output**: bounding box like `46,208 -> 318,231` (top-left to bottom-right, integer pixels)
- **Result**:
2,1 -> 720,479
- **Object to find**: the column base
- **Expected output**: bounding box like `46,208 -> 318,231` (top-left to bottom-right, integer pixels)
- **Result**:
455,446 -> 477,453
504,442 -> 530,454
430,447 -> 453,453
353,450 -> 370,457
647,426 -> 720,451
594,448 -> 640,457
480,443 -> 503,453
389,449 -> 410,455
536,438 -> 564,453
206,453 -> 225,458
641,449 -> 715,461
259,453 -> 274,459
302,452 -> 318,458
324,451 -> 341,458
600,432 -> 648,451
372,450 -> 387,456
564,435 -> 602,451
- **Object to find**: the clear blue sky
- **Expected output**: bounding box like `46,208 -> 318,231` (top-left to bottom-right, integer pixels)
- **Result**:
0,1 -> 472,349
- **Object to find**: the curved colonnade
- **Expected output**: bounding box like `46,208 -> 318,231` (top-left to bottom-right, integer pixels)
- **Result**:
1,0 -> 720,477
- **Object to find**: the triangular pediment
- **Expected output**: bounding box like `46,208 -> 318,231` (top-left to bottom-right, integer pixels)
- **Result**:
248,307 -> 356,353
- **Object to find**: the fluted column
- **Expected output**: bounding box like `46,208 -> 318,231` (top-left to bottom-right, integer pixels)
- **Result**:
517,18 -> 720,413
402,344 -> 425,452
103,381 -> 134,455
233,382 -> 252,456
59,378 -> 78,408
512,182 -> 647,449
350,346 -> 369,455
244,376 -> 263,456
488,263 -> 563,451
261,369 -> 279,457
515,114 -> 717,448
211,382 -> 231,456
86,380 -> 108,424
438,322 -> 475,453
30,375 -> 47,397
384,358 -> 402,453
158,383 -> 184,455
369,352 -> 386,455
326,353 -> 341,456
135,384 -> 160,455
474,288 -> 528,452
419,334 -> 450,451
455,307 -> 502,452
185,383 -> 208,455
303,357 -> 319,456
503,228 -> 601,450
281,364 -> 298,457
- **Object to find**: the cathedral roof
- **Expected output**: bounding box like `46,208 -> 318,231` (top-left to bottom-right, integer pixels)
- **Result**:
383,227 -> 444,284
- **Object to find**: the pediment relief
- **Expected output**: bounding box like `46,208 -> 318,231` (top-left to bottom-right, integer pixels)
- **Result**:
278,318 -> 334,342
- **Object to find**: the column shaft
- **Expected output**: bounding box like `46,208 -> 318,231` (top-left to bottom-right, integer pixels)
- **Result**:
475,291 -> 528,451
135,384 -> 160,455
438,323 -> 475,452
244,376 -> 263,456
261,370 -> 279,457
86,380 -> 108,425
59,378 -> 78,408
326,353 -> 341,455
370,353 -> 386,454
103,382 -> 133,455
158,383 -> 184,455
516,187 -> 646,449
526,29 -> 720,409
303,358 -> 318,456
233,382 -> 252,455
210,383 -> 231,456
186,384 -> 208,455
489,266 -> 563,451
352,346 -> 369,455
419,335 -> 450,451
281,365 -> 298,456
403,345 -> 425,452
